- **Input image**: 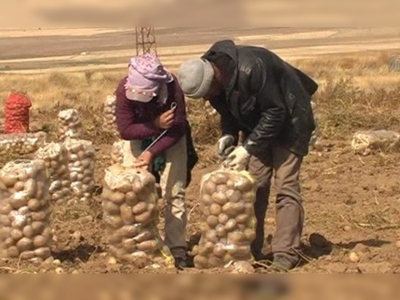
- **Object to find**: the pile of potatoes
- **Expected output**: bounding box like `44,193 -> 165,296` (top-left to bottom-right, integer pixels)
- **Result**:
58,109 -> 83,142
64,138 -> 96,202
193,170 -> 257,269
0,132 -> 47,156
102,164 -> 169,263
0,160 -> 52,261
103,95 -> 119,137
35,142 -> 72,204
110,140 -> 125,165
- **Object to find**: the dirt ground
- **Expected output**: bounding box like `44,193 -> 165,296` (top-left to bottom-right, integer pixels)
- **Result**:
1,27 -> 400,274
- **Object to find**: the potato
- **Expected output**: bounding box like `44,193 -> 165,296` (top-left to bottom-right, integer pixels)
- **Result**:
107,191 -> 125,205
205,230 -> 218,243
223,253 -> 234,264
102,201 -> 120,216
226,179 -> 235,189
228,232 -> 245,245
1,174 -> 18,188
201,194 -> 212,206
226,190 -> 241,203
202,181 -> 216,195
206,216 -> 218,228
225,219 -> 238,232
42,228 -> 52,240
34,247 -> 51,259
218,213 -> 229,225
230,246 -> 251,258
14,181 -> 25,192
122,238 -> 137,253
7,246 -> 19,258
5,237 -> 15,248
125,192 -> 138,206
135,211 -> 152,224
243,228 -> 256,242
132,202 -> 148,215
120,225 -> 140,238
31,221 -> 45,235
32,211 -> 47,222
209,204 -> 222,216
137,240 -> 158,252
208,256 -> 222,268
20,250 -> 36,260
216,224 -> 227,238
9,196 -> 28,210
132,181 -> 145,194
109,234 -> 122,245
213,244 -> 227,258
120,204 -> 135,224
236,214 -> 249,225
33,235 -> 47,248
133,231 -> 154,243
211,173 -> 228,185
212,192 -> 228,206
27,199 -> 42,211
22,226 -> 35,239
216,185 -> 229,193
222,202 -> 238,217
16,237 -> 33,252
194,255 -> 208,268
0,202 -> 13,215
236,177 -> 253,193
104,215 -> 124,229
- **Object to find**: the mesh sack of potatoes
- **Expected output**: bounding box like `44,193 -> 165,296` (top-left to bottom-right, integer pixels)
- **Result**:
102,164 -> 172,265
58,109 -> 83,142
103,95 -> 119,137
35,142 -> 72,204
192,170 -> 257,269
0,159 -> 52,261
64,138 -> 96,202
110,140 -> 125,165
0,132 -> 47,156
351,130 -> 400,156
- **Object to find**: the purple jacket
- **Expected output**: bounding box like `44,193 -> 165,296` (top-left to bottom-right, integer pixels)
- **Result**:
115,76 -> 188,156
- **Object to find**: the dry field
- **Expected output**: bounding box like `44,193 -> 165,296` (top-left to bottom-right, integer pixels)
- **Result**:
1,28 -> 400,274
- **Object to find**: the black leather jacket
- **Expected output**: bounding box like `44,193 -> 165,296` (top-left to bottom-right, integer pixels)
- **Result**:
202,40 -> 318,157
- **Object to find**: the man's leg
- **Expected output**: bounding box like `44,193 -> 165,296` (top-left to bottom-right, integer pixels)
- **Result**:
247,151 -> 273,260
271,145 -> 304,269
160,136 -> 188,263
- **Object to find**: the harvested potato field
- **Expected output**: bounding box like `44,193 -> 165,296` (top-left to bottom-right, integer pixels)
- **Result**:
1,28 -> 400,274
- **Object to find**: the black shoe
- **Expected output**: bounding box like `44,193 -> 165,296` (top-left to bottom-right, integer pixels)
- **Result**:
174,257 -> 188,270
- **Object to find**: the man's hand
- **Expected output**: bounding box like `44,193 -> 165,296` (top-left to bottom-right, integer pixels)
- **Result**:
217,135 -> 235,157
134,151 -> 153,171
155,109 -> 175,129
224,146 -> 250,171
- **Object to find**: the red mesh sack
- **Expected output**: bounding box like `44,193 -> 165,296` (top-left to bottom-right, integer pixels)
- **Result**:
4,92 -> 32,134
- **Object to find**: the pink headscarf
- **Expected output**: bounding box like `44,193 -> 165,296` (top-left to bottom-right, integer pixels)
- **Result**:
125,53 -> 173,103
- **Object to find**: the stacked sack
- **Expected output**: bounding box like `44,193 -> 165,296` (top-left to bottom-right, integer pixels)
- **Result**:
0,132 -> 47,156
64,138 -> 96,202
34,142 -> 72,204
0,160 -> 52,261
102,164 -> 172,266
103,95 -> 119,137
351,130 -> 400,156
58,109 -> 83,142
4,92 -> 32,134
193,169 -> 257,269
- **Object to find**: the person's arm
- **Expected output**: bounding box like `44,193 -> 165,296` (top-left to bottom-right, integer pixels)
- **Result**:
115,82 -> 160,140
209,97 -> 240,144
242,64 -> 287,157
148,81 -> 187,156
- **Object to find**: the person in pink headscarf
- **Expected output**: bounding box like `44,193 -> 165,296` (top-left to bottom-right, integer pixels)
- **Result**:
115,54 -> 196,269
